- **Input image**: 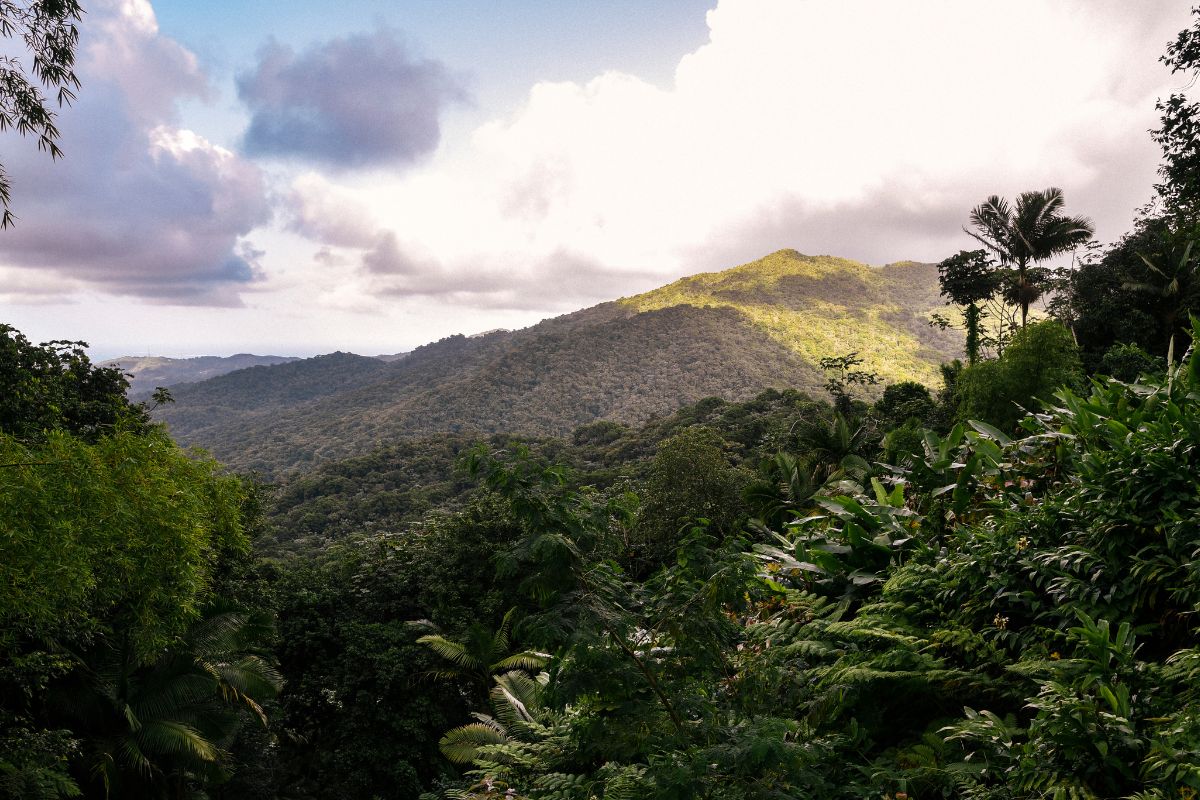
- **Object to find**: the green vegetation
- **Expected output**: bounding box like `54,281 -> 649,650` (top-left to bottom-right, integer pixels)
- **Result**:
401,319 -> 1200,800
155,255 -> 961,478
955,320 -> 1084,431
623,250 -> 959,388
6,9 -> 1200,799
0,324 -> 152,442
965,188 -> 1094,328
0,325 -> 278,799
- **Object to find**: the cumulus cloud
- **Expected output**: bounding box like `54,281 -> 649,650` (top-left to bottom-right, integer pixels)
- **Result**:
288,0 -> 1187,316
237,27 -> 468,168
270,0 -> 1192,327
352,232 -> 660,311
285,173 -> 380,248
0,0 -> 270,305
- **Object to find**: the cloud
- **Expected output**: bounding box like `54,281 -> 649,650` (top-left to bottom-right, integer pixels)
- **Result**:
280,0 -> 1194,317
285,173 -> 380,248
85,0 -> 211,123
356,232 -> 659,311
0,0 -> 270,306
0,268 -> 83,305
237,27 -> 468,168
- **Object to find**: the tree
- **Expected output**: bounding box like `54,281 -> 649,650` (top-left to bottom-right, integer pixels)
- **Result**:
934,249 -> 1009,362
0,323 -> 275,799
0,427 -> 259,799
270,496 -> 528,799
744,451 -> 820,530
1127,228 -> 1199,365
966,188 -> 1095,328
629,427 -> 748,578
1066,217 -> 1200,369
52,607 -> 281,799
0,324 -> 149,442
792,411 -> 875,484
818,351 -> 879,416
956,320 -> 1083,430
1153,5 -> 1200,222
0,0 -> 84,228
414,608 -> 547,702
1097,342 -> 1161,382
871,380 -> 936,431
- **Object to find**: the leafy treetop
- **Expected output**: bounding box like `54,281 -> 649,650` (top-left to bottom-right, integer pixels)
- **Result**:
0,323 -> 149,442
0,0 -> 83,228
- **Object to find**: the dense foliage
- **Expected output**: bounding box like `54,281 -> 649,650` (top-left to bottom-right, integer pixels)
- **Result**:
7,9 -> 1200,799
0,327 -> 279,799
407,319 -> 1200,800
0,324 -> 151,442
955,320 -> 1083,432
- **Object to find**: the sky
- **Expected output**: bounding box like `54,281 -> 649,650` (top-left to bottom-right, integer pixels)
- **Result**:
0,0 -> 1193,359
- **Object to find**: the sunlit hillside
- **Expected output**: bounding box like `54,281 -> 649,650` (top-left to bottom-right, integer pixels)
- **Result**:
623,249 -> 958,387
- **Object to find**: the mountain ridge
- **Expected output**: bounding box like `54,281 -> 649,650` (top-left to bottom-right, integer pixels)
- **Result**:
155,250 -> 961,477
101,353 -> 303,396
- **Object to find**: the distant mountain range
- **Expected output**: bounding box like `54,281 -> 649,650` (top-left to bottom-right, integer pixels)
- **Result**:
103,352 -> 413,396
155,250 -> 962,477
101,354 -> 302,396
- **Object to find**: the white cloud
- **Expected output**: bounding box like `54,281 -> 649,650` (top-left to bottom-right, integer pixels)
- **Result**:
289,0 -> 1188,312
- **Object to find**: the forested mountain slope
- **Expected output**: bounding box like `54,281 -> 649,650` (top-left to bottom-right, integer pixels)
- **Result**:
158,250 -> 960,477
625,250 -> 958,387
161,351 -> 389,417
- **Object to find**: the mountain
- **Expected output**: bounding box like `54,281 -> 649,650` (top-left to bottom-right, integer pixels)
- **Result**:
102,353 -> 301,396
372,352 -> 410,362
623,251 -> 957,388
156,250 -> 961,477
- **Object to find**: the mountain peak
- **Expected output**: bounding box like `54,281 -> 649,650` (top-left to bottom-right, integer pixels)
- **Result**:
620,249 -> 947,388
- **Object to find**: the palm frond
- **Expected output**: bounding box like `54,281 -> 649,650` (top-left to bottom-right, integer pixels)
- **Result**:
416,634 -> 484,672
115,736 -> 155,778
492,651 -> 549,673
493,607 -> 517,654
130,673 -> 215,725
210,656 -> 283,699
133,720 -> 219,764
438,722 -> 507,764
491,670 -> 543,728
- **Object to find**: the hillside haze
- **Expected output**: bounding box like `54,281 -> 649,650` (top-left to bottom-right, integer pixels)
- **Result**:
157,250 -> 961,476
101,353 -> 302,396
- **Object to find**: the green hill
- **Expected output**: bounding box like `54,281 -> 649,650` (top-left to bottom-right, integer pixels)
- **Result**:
100,353 -> 301,396
157,250 -> 961,477
622,250 -> 957,387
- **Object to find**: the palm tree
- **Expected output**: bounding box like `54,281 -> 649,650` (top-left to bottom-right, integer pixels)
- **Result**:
55,608 -> 282,799
792,412 -> 874,486
412,608 -> 548,700
744,452 -> 821,530
1127,230 -> 1198,370
436,670 -> 552,767
967,187 -> 1094,328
